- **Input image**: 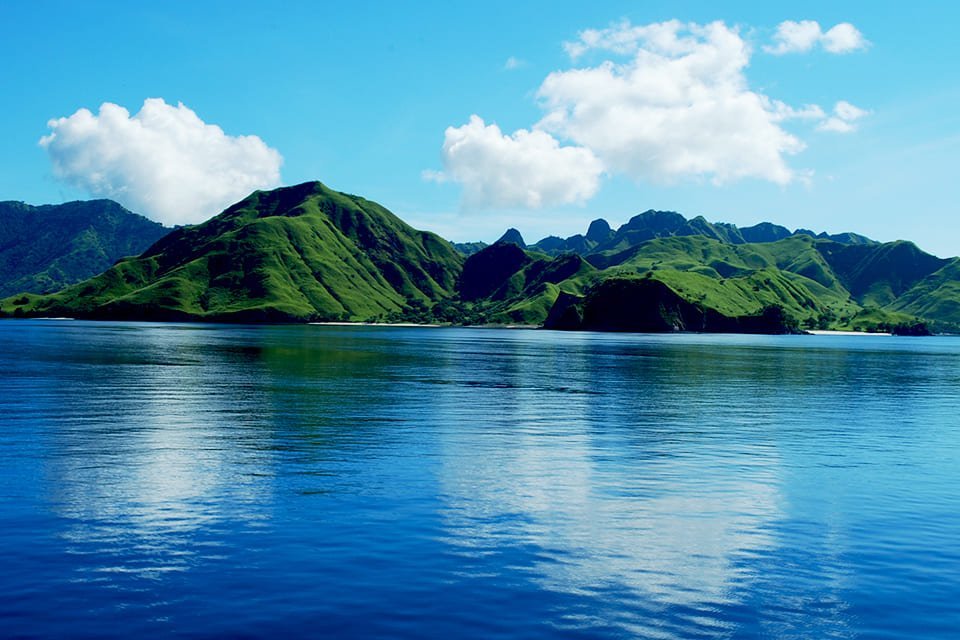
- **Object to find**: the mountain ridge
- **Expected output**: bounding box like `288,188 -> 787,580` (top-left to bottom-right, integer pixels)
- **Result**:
1,182 -> 462,322
2,183 -> 957,334
0,199 -> 169,297
516,210 -> 879,257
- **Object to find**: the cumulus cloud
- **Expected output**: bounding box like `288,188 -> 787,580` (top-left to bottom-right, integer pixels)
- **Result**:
562,19 -> 717,60
40,99 -> 283,226
542,20 -> 805,186
429,19 -> 870,209
765,20 -> 868,55
821,23 -> 869,53
817,100 -> 870,133
427,115 -> 602,209
764,20 -> 822,54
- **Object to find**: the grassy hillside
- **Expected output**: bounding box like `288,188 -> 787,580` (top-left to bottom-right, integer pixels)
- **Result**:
583,235 -> 855,319
544,275 -> 801,334
1,182 -> 462,322
447,210 -> 951,332
0,200 -> 168,297
3,188 -> 956,333
458,233 -> 940,332
815,240 -> 948,307
888,258 -> 960,327
478,253 -> 597,324
523,210 -> 877,258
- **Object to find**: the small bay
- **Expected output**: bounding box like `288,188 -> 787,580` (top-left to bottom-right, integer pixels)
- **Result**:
2,320 -> 959,638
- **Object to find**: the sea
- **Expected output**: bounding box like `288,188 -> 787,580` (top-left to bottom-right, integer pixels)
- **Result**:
2,320 -> 959,638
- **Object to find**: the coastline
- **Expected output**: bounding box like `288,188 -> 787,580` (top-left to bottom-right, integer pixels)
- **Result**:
807,329 -> 893,336
308,321 -> 538,329
309,321 -> 444,328
6,318 -> 939,336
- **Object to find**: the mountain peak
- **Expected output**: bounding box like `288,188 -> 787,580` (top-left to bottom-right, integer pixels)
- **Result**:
586,218 -> 612,242
6,182 -> 463,322
0,200 -> 168,297
740,222 -> 792,244
622,210 -> 687,231
496,228 -> 526,248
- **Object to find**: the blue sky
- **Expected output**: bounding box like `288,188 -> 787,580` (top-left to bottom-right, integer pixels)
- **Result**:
1,1 -> 957,255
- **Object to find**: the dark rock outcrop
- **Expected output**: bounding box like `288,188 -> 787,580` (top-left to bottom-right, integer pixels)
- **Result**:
585,218 -> 612,243
544,276 -> 800,334
496,228 -> 526,248
459,242 -> 532,301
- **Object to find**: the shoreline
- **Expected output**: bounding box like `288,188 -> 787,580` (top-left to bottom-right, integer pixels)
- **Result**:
6,318 -> 944,336
308,321 -> 444,328
807,329 -> 892,336
308,321 -> 537,329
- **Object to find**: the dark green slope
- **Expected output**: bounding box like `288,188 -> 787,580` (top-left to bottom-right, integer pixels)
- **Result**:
464,233 -> 935,332
459,242 -> 533,301
496,228 -> 526,247
458,211 -> 948,332
798,229 -> 876,245
815,240 -> 948,307
445,241 -> 597,324
478,253 -> 597,324
589,234 -> 846,292
2,182 -> 462,322
590,210 -> 733,254
740,222 -> 792,243
3,186 -> 955,333
514,210 -> 878,259
888,258 -> 960,326
452,241 -> 487,257
574,236 -> 857,325
528,218 -> 612,256
545,276 -> 800,334
0,200 -> 168,297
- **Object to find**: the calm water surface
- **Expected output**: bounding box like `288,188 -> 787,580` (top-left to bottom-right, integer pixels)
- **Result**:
2,320 -> 959,638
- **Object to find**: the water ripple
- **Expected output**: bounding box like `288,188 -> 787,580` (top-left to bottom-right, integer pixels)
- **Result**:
1,321 -> 959,638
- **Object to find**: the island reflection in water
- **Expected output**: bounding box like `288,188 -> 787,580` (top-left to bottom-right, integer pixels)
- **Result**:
2,321 -> 959,638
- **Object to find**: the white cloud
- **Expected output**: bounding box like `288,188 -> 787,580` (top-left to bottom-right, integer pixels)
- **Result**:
822,23 -> 869,53
770,102 -> 827,122
541,20 -> 805,186
834,100 -> 869,121
818,100 -> 870,133
504,56 -> 526,70
765,20 -> 868,55
430,19 -> 870,209
430,115 -> 602,209
818,119 -> 854,134
40,99 -> 283,226
764,20 -> 823,54
564,19 -> 665,58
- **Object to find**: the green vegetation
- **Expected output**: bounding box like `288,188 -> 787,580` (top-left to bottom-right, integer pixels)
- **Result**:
1,182 -> 462,322
0,199 -> 168,297
887,258 -> 960,328
2,186 -> 959,334
442,217 -> 956,333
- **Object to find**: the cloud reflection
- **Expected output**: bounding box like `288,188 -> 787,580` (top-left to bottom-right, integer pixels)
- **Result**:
45,325 -> 274,578
428,335 -> 784,609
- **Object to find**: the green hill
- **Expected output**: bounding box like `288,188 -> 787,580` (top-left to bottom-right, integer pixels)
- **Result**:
815,240 -> 948,307
544,276 -> 800,334
888,258 -> 960,327
1,182 -> 462,322
459,231 -> 951,333
0,199 -> 168,297
3,185 -> 958,333
519,210 -> 876,258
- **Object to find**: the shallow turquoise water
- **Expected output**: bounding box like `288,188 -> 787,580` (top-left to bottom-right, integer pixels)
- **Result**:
2,320 -> 959,638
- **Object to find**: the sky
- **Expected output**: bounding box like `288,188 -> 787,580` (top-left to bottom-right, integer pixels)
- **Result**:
1,1 -> 958,255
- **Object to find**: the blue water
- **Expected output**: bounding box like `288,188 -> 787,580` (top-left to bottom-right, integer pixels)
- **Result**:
2,320 -> 959,638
